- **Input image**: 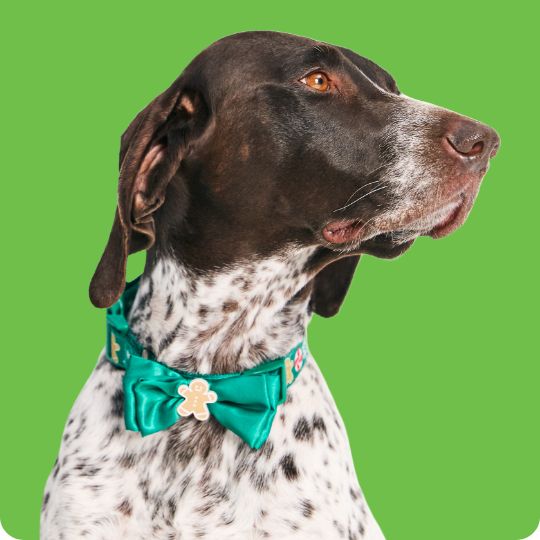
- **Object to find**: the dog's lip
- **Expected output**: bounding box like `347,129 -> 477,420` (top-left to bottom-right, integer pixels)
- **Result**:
323,181 -> 479,245
322,220 -> 366,244
427,193 -> 470,239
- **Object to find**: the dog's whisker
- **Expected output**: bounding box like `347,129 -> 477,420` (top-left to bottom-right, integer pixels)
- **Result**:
332,158 -> 394,214
332,185 -> 388,213
334,179 -> 384,212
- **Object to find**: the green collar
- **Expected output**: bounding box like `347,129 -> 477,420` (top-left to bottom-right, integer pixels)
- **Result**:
105,277 -> 308,449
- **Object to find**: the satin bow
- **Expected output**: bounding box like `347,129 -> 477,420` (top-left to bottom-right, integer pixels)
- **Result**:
123,353 -> 290,449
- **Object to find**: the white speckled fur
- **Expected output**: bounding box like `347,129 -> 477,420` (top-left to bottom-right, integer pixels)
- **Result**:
41,245 -> 385,539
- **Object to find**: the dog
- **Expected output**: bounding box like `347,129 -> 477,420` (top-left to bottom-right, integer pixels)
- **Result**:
40,31 -> 499,539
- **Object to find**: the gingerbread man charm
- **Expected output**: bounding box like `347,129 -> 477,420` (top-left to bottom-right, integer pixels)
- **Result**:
177,379 -> 217,421
110,333 -> 121,364
285,358 -> 294,384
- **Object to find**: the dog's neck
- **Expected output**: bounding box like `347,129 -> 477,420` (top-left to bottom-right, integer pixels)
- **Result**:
127,244 -> 317,373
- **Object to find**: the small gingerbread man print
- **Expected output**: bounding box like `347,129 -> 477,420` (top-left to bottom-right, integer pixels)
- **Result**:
294,348 -> 303,372
110,333 -> 121,364
285,358 -> 294,384
177,378 -> 217,421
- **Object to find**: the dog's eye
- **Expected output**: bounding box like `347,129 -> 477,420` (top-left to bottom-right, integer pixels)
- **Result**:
301,72 -> 330,92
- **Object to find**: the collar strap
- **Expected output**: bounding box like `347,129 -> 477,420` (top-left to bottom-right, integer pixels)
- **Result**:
105,277 -> 308,449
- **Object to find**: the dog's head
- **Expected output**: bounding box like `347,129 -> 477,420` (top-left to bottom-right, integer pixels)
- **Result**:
90,31 -> 499,314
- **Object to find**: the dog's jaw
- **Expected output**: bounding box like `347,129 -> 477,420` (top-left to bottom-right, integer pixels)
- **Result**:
128,244 -> 318,374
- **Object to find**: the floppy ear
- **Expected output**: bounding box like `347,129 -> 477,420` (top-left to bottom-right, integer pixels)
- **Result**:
89,85 -> 207,308
310,255 -> 360,318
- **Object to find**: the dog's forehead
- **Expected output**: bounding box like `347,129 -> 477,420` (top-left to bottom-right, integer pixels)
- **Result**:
208,30 -> 325,61
194,31 -> 331,77
184,31 -> 395,91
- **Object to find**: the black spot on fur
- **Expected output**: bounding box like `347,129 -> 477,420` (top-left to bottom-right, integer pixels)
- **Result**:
136,279 -> 153,311
74,461 -> 101,477
138,479 -> 150,502
333,519 -> 346,537
151,499 -> 163,520
261,440 -> 274,459
280,453 -> 299,481
300,498 -> 315,517
107,425 -> 122,441
73,415 -> 87,439
234,458 -> 250,480
196,501 -> 214,516
178,475 -> 191,499
250,471 -> 270,492
111,388 -> 124,418
286,519 -> 300,531
221,512 -> 235,525
118,452 -> 138,468
167,498 -> 177,519
200,480 -> 230,503
165,295 -> 174,320
222,300 -> 239,312
313,414 -> 327,434
159,319 -> 184,353
293,416 -> 313,442
116,499 -> 132,516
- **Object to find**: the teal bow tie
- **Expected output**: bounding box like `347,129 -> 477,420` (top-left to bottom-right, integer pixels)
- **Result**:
105,277 -> 308,449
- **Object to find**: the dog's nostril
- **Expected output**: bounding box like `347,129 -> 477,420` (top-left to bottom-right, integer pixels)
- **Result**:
446,136 -> 484,158
468,141 -> 484,156
445,120 -> 500,164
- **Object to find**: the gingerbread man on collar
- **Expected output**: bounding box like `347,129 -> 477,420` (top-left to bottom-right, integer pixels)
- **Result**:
177,379 -> 218,421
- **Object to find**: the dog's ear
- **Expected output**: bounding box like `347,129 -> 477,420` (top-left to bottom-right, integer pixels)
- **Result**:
89,85 -> 208,308
310,255 -> 360,317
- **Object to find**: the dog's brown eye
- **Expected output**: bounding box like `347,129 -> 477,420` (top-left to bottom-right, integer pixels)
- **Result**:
301,72 -> 330,92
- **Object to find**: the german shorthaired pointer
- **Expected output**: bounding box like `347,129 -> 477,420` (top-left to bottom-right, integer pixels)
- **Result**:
41,31 -> 499,539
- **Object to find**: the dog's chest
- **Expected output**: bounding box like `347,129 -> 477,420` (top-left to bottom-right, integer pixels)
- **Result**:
41,355 -> 372,539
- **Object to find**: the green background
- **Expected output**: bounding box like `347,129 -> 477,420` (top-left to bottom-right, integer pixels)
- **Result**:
1,1 -> 538,539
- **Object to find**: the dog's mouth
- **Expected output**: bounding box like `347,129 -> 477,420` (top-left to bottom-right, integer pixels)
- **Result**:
323,183 -> 480,248
416,180 -> 482,240
322,220 -> 367,244
321,220 -> 415,258
425,193 -> 471,239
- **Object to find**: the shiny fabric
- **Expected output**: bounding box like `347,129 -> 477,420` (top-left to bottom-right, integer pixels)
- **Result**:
104,277 -> 308,449
123,353 -> 291,449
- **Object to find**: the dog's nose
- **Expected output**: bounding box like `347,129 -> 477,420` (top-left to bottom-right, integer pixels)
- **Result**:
444,119 -> 500,168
